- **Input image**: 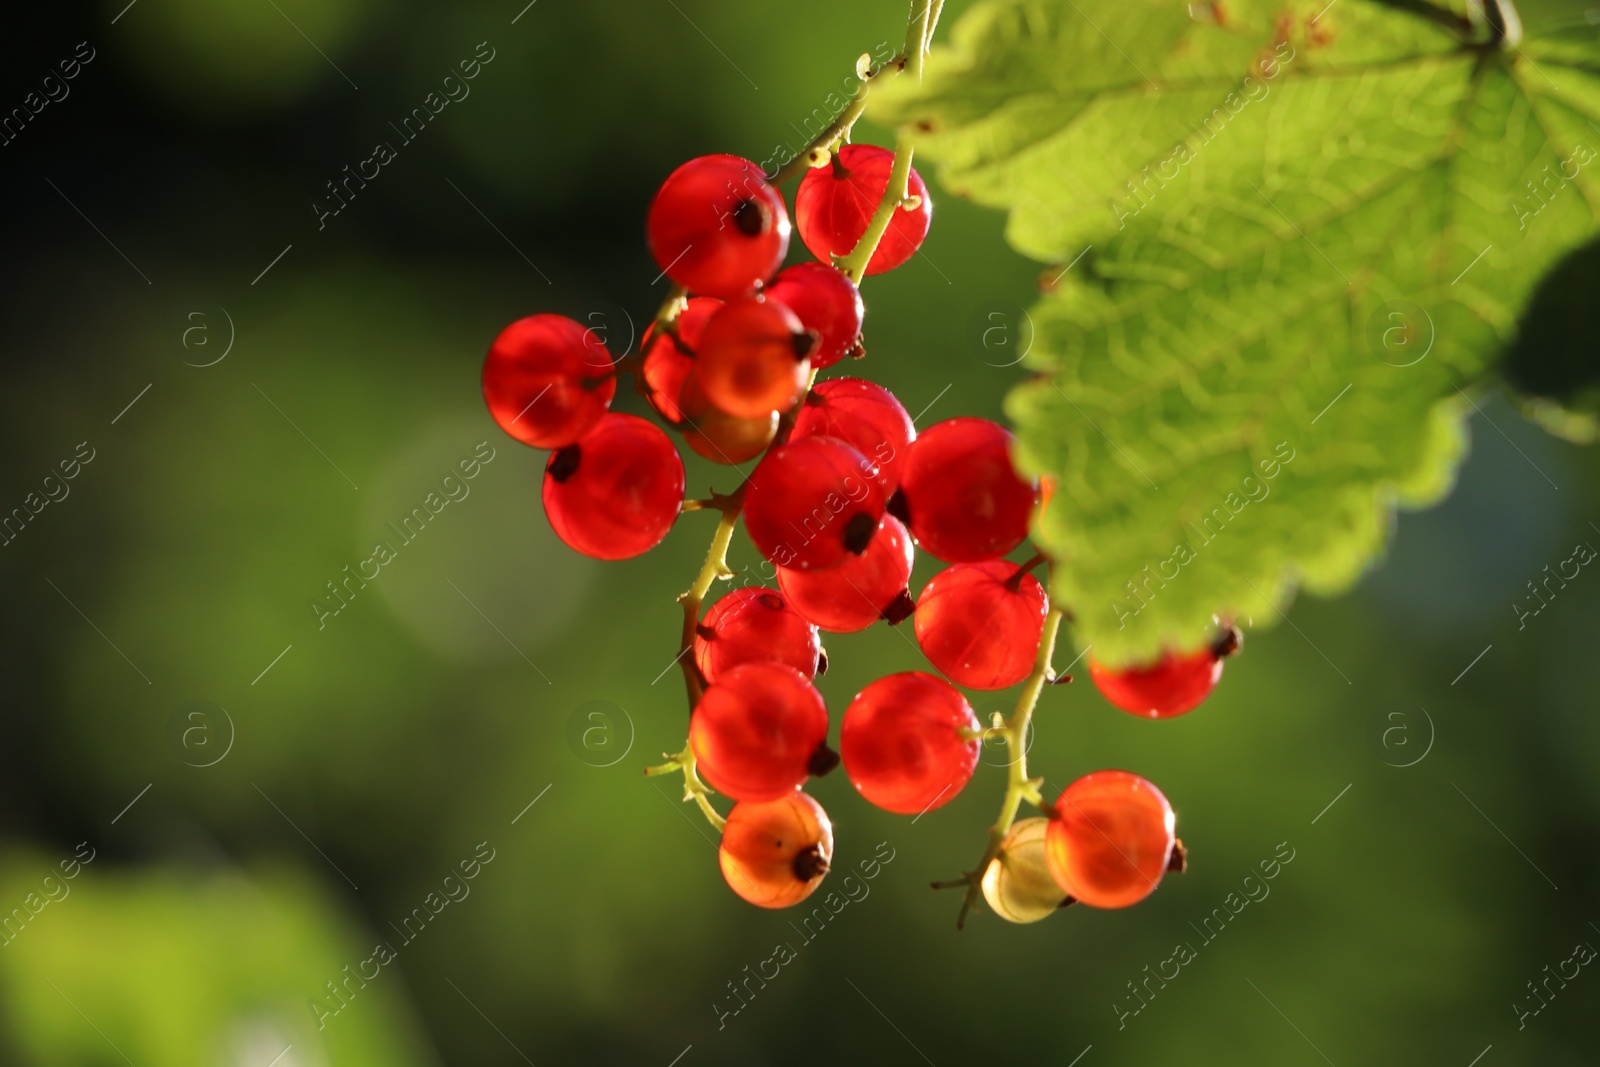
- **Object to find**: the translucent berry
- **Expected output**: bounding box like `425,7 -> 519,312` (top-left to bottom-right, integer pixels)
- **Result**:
482,314 -> 616,449
777,514 -> 914,633
678,371 -> 778,465
719,791 -> 834,909
795,144 -> 932,276
542,413 -> 683,560
894,417 -> 1037,562
694,296 -> 813,419
694,587 -> 823,685
914,560 -> 1047,690
982,817 -> 1068,924
1089,630 -> 1238,719
646,154 -> 790,299
764,262 -> 864,369
690,662 -> 833,803
791,377 -> 915,493
839,671 -> 979,815
743,437 -> 887,571
1045,770 -> 1176,909
640,296 -> 721,424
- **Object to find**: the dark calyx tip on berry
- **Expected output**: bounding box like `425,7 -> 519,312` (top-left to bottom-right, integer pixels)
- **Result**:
1167,838 -> 1188,873
696,623 -> 717,641
807,742 -> 840,778
1057,894 -> 1079,909
842,512 -> 877,555
548,446 -> 582,484
885,488 -> 910,526
793,843 -> 830,882
731,198 -> 767,236
1210,623 -> 1243,660
881,590 -> 916,625
791,329 -> 819,360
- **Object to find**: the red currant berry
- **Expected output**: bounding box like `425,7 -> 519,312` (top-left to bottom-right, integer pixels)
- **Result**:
678,371 -> 778,465
690,662 -> 833,803
777,514 -> 914,633
647,155 -> 790,299
894,417 -> 1037,562
743,436 -> 887,571
1045,770 -> 1176,909
839,671 -> 979,815
694,587 -> 823,685
764,262 -> 863,369
542,413 -> 684,560
914,560 -> 1047,690
791,377 -> 915,493
794,144 -> 932,276
694,296 -> 813,420
1089,633 -> 1238,719
719,791 -> 833,909
640,296 -> 721,424
482,315 -> 615,449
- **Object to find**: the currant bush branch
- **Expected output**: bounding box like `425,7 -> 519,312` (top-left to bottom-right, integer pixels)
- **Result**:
644,0 -> 944,837
944,602 -> 1067,930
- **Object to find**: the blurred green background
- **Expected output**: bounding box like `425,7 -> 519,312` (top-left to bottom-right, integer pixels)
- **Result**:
1,0 -> 1597,1064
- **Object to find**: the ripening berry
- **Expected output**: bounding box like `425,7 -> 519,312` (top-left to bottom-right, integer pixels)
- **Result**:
1045,770 -> 1175,909
839,671 -> 979,815
719,791 -> 834,909
694,587 -> 823,685
690,662 -> 833,803
914,560 -> 1047,690
647,154 -> 789,298
483,314 -> 616,449
795,144 -> 932,276
791,377 -> 915,493
765,262 -> 864,369
678,371 -> 778,465
1089,628 -> 1239,718
542,413 -> 684,560
640,296 -> 721,424
894,417 -> 1037,562
694,296 -> 813,419
777,514 -> 915,633
743,436 -> 887,571
982,817 -> 1068,923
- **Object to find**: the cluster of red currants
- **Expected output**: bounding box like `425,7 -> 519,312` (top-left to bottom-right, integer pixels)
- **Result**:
481,145 -> 1242,923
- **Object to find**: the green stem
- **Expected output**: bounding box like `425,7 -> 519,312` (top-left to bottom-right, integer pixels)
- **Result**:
677,499 -> 743,710
953,605 -> 1066,929
646,746 -> 727,832
835,0 -> 938,282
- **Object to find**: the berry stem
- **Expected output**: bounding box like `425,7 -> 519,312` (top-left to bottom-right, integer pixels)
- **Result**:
835,0 -> 940,282
949,603 -> 1066,929
645,745 -> 727,832
677,496 -> 745,709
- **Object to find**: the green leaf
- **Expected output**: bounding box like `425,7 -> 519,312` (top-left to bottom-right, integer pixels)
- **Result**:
872,0 -> 1600,665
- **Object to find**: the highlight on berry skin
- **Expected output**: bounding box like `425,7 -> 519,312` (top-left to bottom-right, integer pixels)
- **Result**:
719,791 -> 834,909
840,671 -> 980,815
1044,770 -> 1177,909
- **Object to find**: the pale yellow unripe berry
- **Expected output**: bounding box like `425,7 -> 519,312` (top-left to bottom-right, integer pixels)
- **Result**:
982,817 -> 1067,923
